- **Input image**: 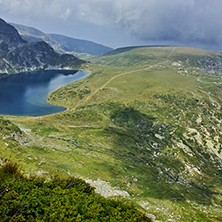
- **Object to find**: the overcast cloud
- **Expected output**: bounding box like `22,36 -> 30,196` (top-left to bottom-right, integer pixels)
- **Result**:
0,0 -> 221,49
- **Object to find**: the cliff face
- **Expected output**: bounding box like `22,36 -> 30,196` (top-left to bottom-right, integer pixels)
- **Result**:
0,18 -> 26,45
4,41 -> 82,71
0,18 -> 27,57
0,18 -> 84,76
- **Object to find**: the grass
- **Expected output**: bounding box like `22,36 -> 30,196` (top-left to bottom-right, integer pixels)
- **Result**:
1,46 -> 222,221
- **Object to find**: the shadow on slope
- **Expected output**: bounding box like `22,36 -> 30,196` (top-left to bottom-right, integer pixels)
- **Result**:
93,102 -> 222,204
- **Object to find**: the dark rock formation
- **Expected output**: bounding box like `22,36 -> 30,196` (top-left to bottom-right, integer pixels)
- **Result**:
0,18 -> 85,76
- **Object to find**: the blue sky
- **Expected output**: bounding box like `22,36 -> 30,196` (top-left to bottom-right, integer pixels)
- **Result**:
0,0 -> 221,50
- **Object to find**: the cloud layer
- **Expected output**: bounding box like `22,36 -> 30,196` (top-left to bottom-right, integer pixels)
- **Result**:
0,0 -> 222,47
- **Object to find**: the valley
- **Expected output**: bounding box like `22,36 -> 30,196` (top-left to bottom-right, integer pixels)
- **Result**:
1,46 -> 222,221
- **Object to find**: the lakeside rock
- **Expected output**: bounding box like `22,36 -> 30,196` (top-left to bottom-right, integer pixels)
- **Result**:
0,18 -> 85,76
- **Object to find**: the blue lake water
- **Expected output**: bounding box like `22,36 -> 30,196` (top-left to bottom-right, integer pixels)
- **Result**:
0,70 -> 90,116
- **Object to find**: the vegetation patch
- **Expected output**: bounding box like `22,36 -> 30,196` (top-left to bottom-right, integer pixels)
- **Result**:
0,160 -> 151,222
1,46 -> 222,221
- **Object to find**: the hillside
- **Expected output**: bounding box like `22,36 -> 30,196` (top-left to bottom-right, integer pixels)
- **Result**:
0,160 -> 150,221
11,23 -> 113,56
1,46 -> 222,221
49,34 -> 113,56
0,18 -> 26,57
0,18 -> 84,77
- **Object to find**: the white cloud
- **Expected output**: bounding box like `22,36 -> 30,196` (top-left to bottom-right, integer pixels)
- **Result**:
0,0 -> 222,47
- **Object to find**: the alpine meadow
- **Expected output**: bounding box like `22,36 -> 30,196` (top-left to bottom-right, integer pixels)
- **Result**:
1,45 -> 222,221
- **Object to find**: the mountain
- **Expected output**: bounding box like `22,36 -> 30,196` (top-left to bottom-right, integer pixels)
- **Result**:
1,18 -> 222,221
48,34 -> 113,56
0,18 -> 84,77
1,46 -> 222,221
10,23 -> 64,53
0,18 -> 26,57
92,45 -> 222,75
11,23 -> 113,56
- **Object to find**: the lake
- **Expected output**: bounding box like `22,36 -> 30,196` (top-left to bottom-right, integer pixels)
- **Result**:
0,70 -> 90,116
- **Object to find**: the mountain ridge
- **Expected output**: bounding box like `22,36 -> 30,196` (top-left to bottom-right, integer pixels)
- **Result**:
11,23 -> 113,56
0,18 -> 85,77
1,45 -> 222,222
1,18 -> 222,221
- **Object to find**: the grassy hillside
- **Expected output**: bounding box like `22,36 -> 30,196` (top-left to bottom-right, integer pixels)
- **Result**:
0,160 -> 150,221
1,46 -> 222,221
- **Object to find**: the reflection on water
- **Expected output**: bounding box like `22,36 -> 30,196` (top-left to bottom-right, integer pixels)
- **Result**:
0,70 -> 90,116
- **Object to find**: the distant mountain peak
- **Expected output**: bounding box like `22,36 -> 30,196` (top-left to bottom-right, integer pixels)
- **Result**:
48,33 -> 113,55
11,23 -> 113,56
0,18 -> 85,76
10,23 -> 46,37
0,18 -> 26,47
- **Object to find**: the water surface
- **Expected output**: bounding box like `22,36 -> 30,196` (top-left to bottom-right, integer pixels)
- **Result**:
0,70 -> 90,116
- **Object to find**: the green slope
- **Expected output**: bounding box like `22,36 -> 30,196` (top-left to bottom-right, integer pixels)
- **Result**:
1,46 -> 222,221
0,161 -> 150,221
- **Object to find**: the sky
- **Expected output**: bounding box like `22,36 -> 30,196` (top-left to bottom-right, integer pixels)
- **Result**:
0,0 -> 222,51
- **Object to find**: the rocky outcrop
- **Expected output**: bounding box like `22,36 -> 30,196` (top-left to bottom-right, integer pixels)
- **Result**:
0,18 -> 85,76
5,41 -> 82,71
0,18 -> 26,58
196,55 -> 222,75
0,18 -> 26,46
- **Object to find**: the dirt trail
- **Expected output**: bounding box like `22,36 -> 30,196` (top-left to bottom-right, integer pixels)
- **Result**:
74,47 -> 176,109
74,63 -> 164,109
